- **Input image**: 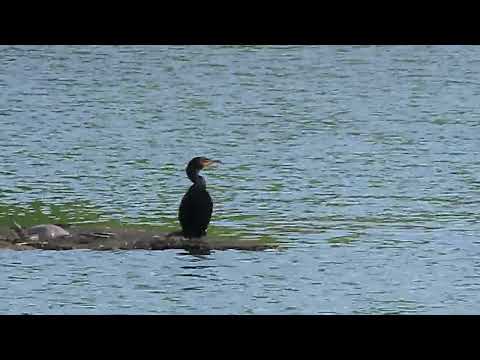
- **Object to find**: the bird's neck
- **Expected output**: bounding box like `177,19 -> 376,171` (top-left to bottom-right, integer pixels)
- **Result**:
187,168 -> 206,188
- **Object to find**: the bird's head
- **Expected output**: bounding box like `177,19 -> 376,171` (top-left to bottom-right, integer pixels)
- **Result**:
188,157 -> 222,171
186,157 -> 222,183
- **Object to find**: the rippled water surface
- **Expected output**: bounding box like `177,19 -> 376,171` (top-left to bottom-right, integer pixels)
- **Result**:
1,45 -> 480,314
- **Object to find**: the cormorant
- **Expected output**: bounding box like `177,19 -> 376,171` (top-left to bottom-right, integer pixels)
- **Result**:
179,157 -> 221,238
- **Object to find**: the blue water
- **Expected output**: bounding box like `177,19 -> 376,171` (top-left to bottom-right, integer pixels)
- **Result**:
1,45 -> 480,314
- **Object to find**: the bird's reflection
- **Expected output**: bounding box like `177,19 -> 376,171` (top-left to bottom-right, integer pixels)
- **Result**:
179,246 -> 212,257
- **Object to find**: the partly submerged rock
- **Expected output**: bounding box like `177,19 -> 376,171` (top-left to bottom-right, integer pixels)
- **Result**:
22,224 -> 71,241
10,221 -> 71,243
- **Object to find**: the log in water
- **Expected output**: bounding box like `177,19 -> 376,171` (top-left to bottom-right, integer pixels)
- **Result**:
0,225 -> 279,253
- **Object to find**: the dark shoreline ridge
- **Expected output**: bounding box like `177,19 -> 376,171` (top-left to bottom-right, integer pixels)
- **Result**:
0,225 -> 279,252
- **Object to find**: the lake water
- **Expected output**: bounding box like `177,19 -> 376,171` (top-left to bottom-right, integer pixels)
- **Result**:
0,45 -> 479,314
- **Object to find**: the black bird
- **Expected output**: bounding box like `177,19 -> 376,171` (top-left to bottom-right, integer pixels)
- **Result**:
179,157 -> 221,238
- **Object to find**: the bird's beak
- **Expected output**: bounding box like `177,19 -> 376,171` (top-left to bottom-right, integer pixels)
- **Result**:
203,159 -> 222,168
